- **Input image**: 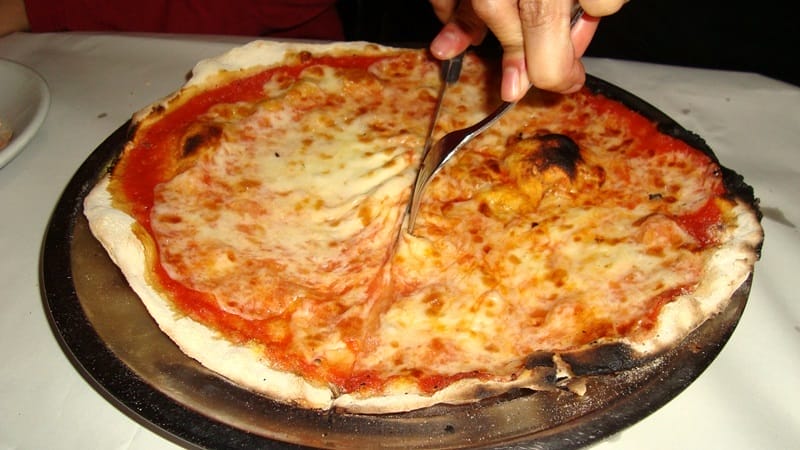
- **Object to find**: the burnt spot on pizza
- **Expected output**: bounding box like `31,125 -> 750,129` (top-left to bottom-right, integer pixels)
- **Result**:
463,382 -> 522,401
507,132 -> 582,174
150,104 -> 167,116
522,362 -> 559,385
182,135 -> 204,156
497,132 -> 589,212
524,351 -> 555,369
297,50 -> 313,63
181,124 -> 223,158
559,343 -> 642,376
125,120 -> 140,141
721,166 -> 762,221
530,134 -> 582,179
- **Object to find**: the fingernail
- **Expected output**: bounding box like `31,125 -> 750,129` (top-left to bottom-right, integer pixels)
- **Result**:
431,30 -> 458,59
503,65 -> 521,101
500,65 -> 530,102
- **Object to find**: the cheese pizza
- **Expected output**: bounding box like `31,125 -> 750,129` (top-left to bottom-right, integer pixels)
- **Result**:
83,41 -> 763,413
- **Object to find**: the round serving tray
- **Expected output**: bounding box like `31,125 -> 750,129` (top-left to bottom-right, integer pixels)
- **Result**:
40,75 -> 752,449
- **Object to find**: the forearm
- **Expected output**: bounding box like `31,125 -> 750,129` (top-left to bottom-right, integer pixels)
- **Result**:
0,0 -> 29,36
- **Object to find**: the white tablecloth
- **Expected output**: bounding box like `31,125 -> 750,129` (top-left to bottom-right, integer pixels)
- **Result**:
1,32 -> 798,449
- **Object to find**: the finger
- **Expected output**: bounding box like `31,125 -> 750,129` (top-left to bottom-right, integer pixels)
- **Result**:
429,0 -> 458,23
570,14 -> 600,58
430,22 -> 477,59
526,12 -> 600,94
430,1 -> 488,60
579,0 -> 627,17
519,0 -> 583,93
452,0 -> 489,45
471,0 -> 531,101
557,14 -> 600,93
554,15 -> 597,94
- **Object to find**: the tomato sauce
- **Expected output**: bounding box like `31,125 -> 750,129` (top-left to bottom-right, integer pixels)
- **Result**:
675,198 -> 724,246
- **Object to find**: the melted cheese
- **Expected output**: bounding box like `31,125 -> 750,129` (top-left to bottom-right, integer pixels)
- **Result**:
117,47 -> 747,399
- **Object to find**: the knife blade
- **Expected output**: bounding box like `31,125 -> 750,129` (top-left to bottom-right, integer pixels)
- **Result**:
419,51 -> 465,163
406,51 -> 465,232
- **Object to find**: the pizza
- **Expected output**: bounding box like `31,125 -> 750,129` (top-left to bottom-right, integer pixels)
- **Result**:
83,40 -> 763,413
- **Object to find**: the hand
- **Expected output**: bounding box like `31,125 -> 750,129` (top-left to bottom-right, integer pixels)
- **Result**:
429,0 -> 627,100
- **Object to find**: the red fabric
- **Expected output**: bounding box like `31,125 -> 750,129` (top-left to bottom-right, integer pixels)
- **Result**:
25,0 -> 343,40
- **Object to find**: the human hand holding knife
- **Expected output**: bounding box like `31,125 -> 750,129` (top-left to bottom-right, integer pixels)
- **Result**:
428,0 -> 629,99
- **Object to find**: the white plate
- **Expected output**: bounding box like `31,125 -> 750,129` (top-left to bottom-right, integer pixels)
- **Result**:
0,58 -> 50,169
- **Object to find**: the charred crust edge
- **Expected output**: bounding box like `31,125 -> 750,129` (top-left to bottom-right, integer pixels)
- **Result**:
559,343 -> 642,376
97,120 -> 135,176
525,345 -> 644,378
524,351 -> 555,369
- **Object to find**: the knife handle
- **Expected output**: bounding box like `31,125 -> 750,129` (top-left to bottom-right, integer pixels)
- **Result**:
441,52 -> 466,85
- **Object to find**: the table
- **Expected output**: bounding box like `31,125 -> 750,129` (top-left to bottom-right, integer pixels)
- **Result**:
1,32 -> 798,449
